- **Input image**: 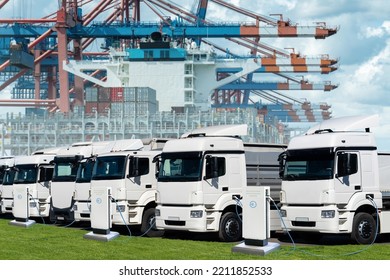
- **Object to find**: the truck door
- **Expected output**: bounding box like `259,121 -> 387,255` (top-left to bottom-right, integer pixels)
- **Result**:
203,155 -> 230,205
334,151 -> 362,204
126,156 -> 152,201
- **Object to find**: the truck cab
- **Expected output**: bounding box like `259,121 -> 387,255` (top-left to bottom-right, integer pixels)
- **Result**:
89,138 -> 166,236
12,147 -> 61,220
155,133 -> 247,242
279,115 -> 390,244
0,156 -> 16,214
50,141 -> 111,223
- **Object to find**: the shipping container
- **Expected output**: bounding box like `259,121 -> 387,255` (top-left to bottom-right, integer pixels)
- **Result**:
137,101 -> 158,115
85,87 -> 98,102
137,87 -> 157,102
123,87 -> 136,102
98,87 -> 110,102
110,87 -> 124,102
123,102 -> 137,116
85,102 -> 98,114
110,102 -> 123,116
98,102 -> 111,115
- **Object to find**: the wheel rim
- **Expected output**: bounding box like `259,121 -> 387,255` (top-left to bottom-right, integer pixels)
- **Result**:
358,219 -> 373,239
224,217 -> 239,238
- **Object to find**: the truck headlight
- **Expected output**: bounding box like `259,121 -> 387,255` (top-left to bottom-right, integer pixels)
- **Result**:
321,210 -> 335,218
279,209 -> 287,217
190,210 -> 203,218
29,202 -> 37,208
155,209 -> 160,217
73,205 -> 78,211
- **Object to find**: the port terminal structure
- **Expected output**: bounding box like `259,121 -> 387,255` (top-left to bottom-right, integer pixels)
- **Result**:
0,1 -> 338,155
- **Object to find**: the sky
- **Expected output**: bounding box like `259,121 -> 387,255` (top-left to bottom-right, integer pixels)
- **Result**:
1,0 -> 390,150
201,0 -> 390,151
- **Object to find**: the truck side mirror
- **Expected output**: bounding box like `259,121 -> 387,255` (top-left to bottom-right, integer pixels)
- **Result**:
153,155 -> 161,178
278,152 -> 286,178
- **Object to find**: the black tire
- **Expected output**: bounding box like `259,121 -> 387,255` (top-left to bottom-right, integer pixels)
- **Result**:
140,208 -> 164,237
351,212 -> 377,244
219,212 -> 242,242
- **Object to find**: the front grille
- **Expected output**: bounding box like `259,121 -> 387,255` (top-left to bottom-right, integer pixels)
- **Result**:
165,220 -> 185,226
292,221 -> 316,227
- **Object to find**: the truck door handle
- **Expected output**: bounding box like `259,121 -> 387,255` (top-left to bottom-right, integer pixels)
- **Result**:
354,185 -> 361,190
145,184 -> 152,189
222,187 -> 228,191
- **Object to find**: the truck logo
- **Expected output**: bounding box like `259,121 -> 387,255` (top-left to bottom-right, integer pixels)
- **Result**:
96,198 -> 102,204
249,201 -> 257,208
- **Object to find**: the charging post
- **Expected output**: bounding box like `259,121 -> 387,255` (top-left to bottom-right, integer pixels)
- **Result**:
84,186 -> 119,241
232,186 -> 280,256
9,186 -> 36,227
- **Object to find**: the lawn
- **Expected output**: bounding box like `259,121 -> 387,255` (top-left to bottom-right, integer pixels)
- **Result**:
1,216 -> 390,260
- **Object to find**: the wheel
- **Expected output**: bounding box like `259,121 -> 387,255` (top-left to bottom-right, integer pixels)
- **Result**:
351,212 -> 377,244
140,208 -> 164,237
219,212 -> 242,242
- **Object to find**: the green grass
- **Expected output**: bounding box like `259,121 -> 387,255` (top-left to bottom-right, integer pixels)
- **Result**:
1,216 -> 390,260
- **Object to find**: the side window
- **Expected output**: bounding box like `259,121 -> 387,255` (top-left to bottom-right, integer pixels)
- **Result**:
40,167 -> 54,182
217,157 -> 226,176
205,156 -> 226,179
337,153 -> 358,177
137,158 -> 149,176
129,157 -> 149,177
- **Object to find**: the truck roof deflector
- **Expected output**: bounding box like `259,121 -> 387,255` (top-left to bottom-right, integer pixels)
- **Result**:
306,114 -> 380,135
181,124 -> 248,138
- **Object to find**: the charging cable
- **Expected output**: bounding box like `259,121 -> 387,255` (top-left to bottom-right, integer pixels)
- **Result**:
233,195 -> 243,222
268,196 -> 296,253
28,193 -> 45,224
110,196 -> 159,238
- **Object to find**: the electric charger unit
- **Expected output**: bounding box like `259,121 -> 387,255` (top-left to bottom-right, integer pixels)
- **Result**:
243,186 -> 270,246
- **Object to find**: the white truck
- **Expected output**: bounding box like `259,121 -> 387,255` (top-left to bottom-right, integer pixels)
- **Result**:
50,141 -> 112,223
155,124 -> 286,242
279,114 -> 390,244
11,147 -> 62,221
0,156 -> 16,214
83,138 -> 166,236
72,156 -> 98,222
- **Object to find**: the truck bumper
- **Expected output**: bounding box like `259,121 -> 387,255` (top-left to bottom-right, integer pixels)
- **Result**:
1,198 -> 13,213
74,201 -> 91,222
155,205 -> 220,232
281,205 -> 345,233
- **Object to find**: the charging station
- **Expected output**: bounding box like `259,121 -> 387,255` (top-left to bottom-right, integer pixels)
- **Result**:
9,186 -> 36,228
84,186 -> 119,241
232,186 -> 280,256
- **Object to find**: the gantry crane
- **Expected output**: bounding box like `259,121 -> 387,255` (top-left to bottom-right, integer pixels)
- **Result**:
0,0 -> 338,119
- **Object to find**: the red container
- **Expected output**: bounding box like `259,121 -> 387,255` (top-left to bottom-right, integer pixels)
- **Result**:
85,102 -> 98,114
98,102 -> 111,115
110,87 -> 124,102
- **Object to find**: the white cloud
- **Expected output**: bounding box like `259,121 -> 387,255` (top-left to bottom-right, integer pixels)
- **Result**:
364,21 -> 390,38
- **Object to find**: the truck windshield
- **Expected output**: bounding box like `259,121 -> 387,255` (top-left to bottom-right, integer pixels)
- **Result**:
13,164 -> 38,184
52,160 -> 79,182
2,169 -> 15,185
76,160 -> 94,183
158,152 -> 202,182
282,148 -> 334,181
92,156 -> 126,180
